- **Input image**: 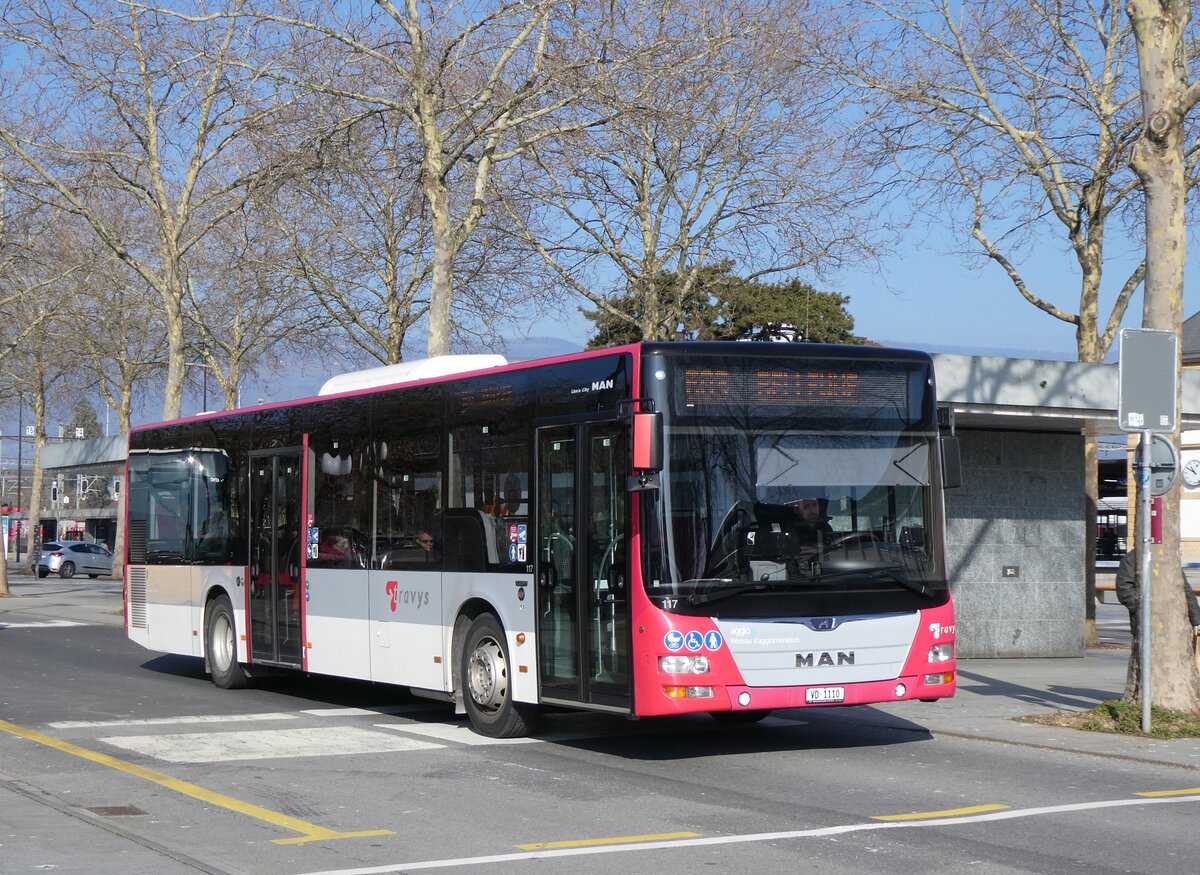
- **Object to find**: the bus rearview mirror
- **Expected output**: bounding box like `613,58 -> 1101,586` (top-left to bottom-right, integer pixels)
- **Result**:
632,411 -> 663,472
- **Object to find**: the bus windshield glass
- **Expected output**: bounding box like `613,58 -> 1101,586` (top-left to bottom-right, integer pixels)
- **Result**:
644,353 -> 948,617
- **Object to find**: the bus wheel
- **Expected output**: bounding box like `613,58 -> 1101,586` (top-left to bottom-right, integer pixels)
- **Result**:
206,595 -> 248,690
460,614 -> 536,738
711,709 -> 772,724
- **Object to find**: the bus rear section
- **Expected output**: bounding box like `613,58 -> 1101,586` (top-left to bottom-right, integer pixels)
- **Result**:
627,343 -> 957,718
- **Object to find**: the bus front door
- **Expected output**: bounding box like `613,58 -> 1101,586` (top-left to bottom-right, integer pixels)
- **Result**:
537,421 -> 630,712
248,450 -> 303,667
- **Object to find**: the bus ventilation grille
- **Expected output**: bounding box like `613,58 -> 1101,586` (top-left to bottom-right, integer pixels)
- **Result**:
128,520 -> 147,564
128,567 -> 148,629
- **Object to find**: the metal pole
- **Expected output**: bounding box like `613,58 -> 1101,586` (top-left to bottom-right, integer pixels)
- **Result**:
1140,430 -> 1153,734
15,401 -> 22,563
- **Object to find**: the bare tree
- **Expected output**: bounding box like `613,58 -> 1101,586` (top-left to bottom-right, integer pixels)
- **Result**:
0,177 -> 79,594
185,204 -> 309,409
74,255 -> 167,580
1126,0 -> 1200,713
507,1 -> 869,341
0,258 -> 86,564
247,0 -> 646,358
0,1 -> 304,420
272,110 -> 434,364
831,0 -> 1195,645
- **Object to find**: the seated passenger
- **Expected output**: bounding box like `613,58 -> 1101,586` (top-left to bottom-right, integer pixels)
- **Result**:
317,529 -> 353,565
416,528 -> 441,564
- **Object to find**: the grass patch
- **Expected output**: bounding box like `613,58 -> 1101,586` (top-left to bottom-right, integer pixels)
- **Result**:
1020,700 -> 1200,739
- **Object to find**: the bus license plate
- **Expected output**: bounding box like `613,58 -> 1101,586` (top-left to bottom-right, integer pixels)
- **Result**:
805,686 -> 844,704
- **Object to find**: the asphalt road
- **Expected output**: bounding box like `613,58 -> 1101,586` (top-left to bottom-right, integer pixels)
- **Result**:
1,577 -> 1196,875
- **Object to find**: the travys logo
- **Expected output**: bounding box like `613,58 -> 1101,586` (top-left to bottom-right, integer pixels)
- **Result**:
385,580 -> 430,612
928,622 -> 955,640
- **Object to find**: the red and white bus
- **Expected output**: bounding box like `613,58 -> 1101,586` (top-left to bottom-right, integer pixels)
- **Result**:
125,342 -> 959,737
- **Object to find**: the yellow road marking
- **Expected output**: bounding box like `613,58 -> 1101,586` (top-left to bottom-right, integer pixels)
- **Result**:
0,718 -> 392,844
516,831 -> 700,850
1136,788 -> 1200,798
872,803 -> 1010,822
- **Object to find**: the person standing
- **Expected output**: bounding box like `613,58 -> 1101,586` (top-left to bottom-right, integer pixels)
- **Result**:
1115,552 -> 1200,630
1114,551 -> 1200,701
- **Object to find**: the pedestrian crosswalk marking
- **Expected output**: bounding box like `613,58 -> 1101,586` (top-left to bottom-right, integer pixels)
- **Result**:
0,620 -> 86,629
100,725 -> 444,763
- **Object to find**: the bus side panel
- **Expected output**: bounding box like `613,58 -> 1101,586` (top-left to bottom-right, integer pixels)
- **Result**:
131,565 -> 195,657
197,568 -> 248,663
367,568 -> 443,690
304,568 -> 371,681
443,570 -> 538,704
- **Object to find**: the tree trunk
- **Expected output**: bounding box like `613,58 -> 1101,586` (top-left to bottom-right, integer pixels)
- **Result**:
24,396 -> 46,563
161,270 -> 187,421
426,180 -> 454,358
1127,0 -> 1200,711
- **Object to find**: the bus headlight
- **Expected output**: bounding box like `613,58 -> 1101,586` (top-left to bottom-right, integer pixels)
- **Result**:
659,655 -> 710,674
928,643 -> 954,663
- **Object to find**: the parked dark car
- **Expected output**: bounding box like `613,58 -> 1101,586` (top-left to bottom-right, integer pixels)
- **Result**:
32,541 -> 114,579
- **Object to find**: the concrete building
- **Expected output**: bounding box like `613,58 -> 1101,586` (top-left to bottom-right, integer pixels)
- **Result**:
32,435 -> 125,550
935,354 -> 1200,658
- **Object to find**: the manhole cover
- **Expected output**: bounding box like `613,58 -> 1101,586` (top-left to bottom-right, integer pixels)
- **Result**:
84,805 -> 147,817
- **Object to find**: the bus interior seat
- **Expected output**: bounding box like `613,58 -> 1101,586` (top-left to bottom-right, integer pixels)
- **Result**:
443,508 -> 497,572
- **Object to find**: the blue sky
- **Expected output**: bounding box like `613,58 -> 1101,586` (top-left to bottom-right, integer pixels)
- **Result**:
543,240 -> 1183,364
839,238 -> 1197,362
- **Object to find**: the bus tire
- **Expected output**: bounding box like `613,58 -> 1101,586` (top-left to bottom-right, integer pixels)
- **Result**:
206,595 -> 248,690
460,613 -> 537,738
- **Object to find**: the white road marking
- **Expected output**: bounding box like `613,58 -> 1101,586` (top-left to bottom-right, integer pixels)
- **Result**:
100,725 -> 444,763
301,704 -> 437,717
374,722 -> 545,746
0,620 -> 86,629
50,713 -> 298,729
295,793 -> 1200,874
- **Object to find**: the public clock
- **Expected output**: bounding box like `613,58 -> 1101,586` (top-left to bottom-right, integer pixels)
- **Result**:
1183,458 -> 1200,488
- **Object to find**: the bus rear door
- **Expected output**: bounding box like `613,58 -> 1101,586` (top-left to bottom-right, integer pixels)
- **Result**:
247,449 -> 304,667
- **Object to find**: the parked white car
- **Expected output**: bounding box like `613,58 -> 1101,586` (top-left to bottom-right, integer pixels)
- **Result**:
33,541 -> 114,579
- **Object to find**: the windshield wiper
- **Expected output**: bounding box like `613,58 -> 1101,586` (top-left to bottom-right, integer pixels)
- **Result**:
687,581 -> 768,606
815,566 -> 934,598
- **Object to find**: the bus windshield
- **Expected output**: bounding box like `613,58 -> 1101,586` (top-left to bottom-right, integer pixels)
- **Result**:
643,353 -> 949,618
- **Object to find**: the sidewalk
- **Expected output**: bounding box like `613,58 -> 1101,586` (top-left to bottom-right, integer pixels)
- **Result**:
3,571 -> 1199,768
0,563 -> 124,627
873,650 -> 1200,770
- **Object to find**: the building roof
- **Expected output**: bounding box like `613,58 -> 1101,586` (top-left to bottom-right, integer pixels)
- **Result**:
1184,311 -> 1200,364
40,435 -> 126,469
933,354 -> 1200,434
